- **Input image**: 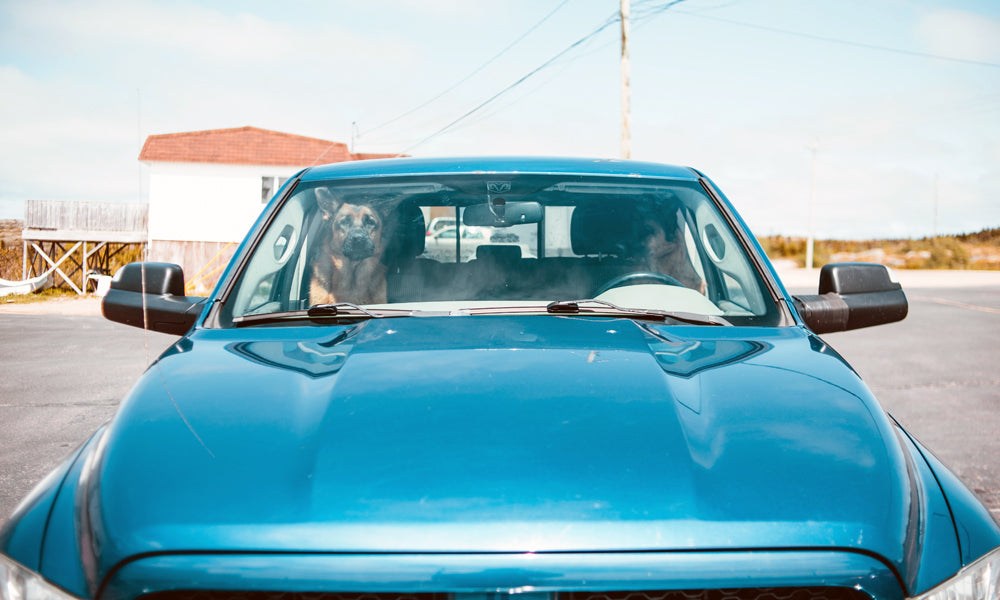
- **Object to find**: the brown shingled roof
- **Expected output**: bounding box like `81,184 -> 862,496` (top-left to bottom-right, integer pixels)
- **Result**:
138,126 -> 399,166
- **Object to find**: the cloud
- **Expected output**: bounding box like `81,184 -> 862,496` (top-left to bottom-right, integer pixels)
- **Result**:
6,0 -> 415,67
0,65 -> 141,213
914,9 -> 1000,63
0,0 -> 996,238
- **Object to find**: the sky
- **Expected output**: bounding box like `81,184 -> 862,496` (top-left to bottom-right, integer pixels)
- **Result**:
1,0 -> 998,239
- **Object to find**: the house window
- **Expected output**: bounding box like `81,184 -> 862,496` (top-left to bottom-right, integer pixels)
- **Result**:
262,176 -> 290,203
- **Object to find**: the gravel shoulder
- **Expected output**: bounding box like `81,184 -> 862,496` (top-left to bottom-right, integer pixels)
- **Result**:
0,296 -> 103,315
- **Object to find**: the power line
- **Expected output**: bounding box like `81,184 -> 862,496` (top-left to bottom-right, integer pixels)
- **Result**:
393,0 -> 699,155
677,10 -> 1000,69
395,11 -> 623,155
359,0 -> 571,139
633,0 -> 693,20
440,47 -> 589,134
369,1 -> 999,157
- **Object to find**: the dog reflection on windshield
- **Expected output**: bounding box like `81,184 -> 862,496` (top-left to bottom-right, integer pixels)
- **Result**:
309,188 -> 388,306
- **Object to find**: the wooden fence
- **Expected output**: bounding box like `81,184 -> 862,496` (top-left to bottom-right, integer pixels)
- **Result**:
24,199 -> 147,233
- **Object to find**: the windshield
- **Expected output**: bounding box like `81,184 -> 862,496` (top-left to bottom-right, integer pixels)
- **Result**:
221,173 -> 780,326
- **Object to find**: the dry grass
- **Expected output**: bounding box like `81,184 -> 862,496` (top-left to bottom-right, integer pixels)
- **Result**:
2,287 -> 78,304
759,227 -> 1000,270
0,220 -> 24,280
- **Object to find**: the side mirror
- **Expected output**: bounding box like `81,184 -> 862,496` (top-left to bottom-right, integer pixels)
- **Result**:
793,263 -> 908,334
102,262 -> 207,335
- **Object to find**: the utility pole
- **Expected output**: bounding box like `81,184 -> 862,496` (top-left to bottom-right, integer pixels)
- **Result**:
806,138 -> 819,270
137,88 -> 143,203
933,173 -> 939,238
620,0 -> 631,159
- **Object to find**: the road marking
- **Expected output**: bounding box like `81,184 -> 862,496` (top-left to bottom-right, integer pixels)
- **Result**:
913,295 -> 1000,314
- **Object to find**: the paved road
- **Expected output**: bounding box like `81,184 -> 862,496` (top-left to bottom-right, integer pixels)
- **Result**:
0,314 -> 175,521
1,284 -> 998,525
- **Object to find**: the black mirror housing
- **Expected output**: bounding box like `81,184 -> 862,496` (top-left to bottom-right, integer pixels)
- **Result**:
102,262 -> 207,336
463,201 -> 543,227
793,263 -> 908,334
108,261 -> 185,296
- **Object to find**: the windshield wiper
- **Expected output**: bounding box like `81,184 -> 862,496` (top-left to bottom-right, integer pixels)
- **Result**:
307,302 -> 380,319
233,303 -> 409,327
545,299 -> 731,326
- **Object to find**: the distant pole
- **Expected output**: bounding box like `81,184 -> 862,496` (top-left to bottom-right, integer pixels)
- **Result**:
620,0 -> 631,159
351,121 -> 357,154
806,138 -> 819,270
933,173 -> 939,238
137,88 -> 143,204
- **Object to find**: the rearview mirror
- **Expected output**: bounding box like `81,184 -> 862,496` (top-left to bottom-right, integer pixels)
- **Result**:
793,263 -> 908,334
464,201 -> 543,227
102,262 -> 206,335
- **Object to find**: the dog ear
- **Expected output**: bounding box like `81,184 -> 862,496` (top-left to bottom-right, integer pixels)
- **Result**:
315,187 -> 342,218
373,198 -> 397,221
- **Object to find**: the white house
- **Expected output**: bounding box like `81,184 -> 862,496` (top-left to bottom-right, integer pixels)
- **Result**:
139,126 -> 398,293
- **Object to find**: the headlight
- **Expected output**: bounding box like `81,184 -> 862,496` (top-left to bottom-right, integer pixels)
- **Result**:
0,554 -> 81,600
912,546 -> 1000,599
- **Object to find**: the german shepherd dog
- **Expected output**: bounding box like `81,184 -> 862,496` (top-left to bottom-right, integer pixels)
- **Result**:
309,187 -> 389,306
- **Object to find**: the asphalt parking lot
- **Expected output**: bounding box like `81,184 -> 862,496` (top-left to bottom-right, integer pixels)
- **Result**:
1,270 -> 998,524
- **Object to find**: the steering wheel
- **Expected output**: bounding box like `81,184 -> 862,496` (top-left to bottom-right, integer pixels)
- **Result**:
594,271 -> 684,297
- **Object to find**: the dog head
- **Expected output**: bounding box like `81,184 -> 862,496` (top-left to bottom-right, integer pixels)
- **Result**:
315,188 -> 385,263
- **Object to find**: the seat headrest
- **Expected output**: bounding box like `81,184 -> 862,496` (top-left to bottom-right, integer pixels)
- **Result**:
475,244 -> 521,263
383,203 -> 426,264
570,203 -> 639,256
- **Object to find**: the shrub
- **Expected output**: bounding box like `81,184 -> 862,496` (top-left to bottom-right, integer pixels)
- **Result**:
0,243 -> 22,280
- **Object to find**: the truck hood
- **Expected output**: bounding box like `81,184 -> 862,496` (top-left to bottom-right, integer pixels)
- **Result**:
83,316 -> 912,574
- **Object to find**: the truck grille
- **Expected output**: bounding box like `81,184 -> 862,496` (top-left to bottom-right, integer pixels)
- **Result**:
563,591 -> 868,600
142,589 -> 870,600
142,595 -> 448,600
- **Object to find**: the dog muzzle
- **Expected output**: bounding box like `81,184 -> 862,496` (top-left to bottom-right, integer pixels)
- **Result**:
342,231 -> 376,261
